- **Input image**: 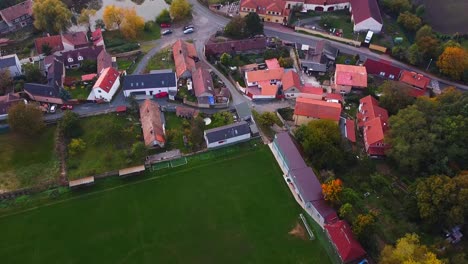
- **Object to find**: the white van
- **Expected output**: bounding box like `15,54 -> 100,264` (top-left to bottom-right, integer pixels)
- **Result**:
183,28 -> 194,34
364,31 -> 374,44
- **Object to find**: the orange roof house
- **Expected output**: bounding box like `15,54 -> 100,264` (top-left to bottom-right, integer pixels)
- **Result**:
357,95 -> 389,156
140,99 -> 165,148
334,64 -> 367,93
399,70 -> 430,97
245,68 -> 284,98
172,39 -> 198,79
294,97 -> 342,125
357,95 -> 388,127
282,70 -> 302,97
265,58 -> 281,69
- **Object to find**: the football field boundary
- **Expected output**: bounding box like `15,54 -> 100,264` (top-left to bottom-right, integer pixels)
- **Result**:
0,151 -> 255,220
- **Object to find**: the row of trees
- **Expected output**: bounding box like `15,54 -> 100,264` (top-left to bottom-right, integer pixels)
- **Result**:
224,13 -> 264,39
156,0 -> 192,24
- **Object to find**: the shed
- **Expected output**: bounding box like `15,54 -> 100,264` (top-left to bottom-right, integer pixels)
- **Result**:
119,165 -> 146,178
204,121 -> 251,149
69,176 -> 95,189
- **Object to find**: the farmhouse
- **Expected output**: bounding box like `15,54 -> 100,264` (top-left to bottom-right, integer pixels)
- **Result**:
357,95 -> 389,156
0,54 -> 22,76
58,46 -> 104,69
0,0 -> 33,35
363,59 -> 401,80
88,67 -> 121,102
192,68 -> 215,106
244,68 -> 284,99
349,0 -> 383,33
122,70 -> 177,100
239,0 -> 291,24
35,31 -> 90,55
23,83 -> 64,105
297,41 -> 338,74
294,97 -> 342,125
298,85 -> 324,100
325,220 -> 367,263
204,121 -> 251,149
399,70 -> 431,97
204,37 -> 267,57
140,99 -> 165,148
282,70 -> 302,98
333,64 -> 367,93
173,39 -> 198,79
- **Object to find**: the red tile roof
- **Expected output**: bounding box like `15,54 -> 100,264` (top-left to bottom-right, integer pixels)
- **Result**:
294,97 -> 342,122
364,59 -> 401,79
0,0 -> 32,24
241,0 -> 285,15
97,50 -> 113,73
350,0 -> 382,24
325,93 -> 343,102
258,81 -> 279,96
282,71 -> 301,91
357,95 -> 388,127
93,67 -> 120,93
35,35 -> 64,54
81,73 -> 97,81
335,64 -> 368,88
140,99 -> 165,146
246,68 -> 284,83
172,39 -> 197,78
265,58 -> 281,69
345,119 -> 356,143
192,68 -> 215,97
300,85 -> 323,95
325,220 -> 366,263
62,32 -> 88,48
399,70 -> 430,90
92,28 -> 103,45
363,117 -> 387,145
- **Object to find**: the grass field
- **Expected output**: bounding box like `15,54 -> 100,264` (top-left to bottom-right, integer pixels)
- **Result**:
145,47 -> 174,73
0,145 -> 332,264
0,127 -> 59,191
67,114 -> 144,179
412,0 -> 468,34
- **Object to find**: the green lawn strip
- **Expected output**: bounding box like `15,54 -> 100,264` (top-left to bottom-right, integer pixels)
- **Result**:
65,84 -> 92,100
144,47 -> 175,73
66,114 -> 144,180
0,127 -> 59,190
164,112 -> 190,152
0,145 -> 331,264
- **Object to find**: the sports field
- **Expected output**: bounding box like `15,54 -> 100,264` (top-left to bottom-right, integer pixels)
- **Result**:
0,144 -> 332,264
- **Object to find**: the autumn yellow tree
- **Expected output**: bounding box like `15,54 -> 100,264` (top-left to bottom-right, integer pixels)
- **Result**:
32,0 -> 71,34
436,46 -> 468,80
170,0 -> 192,21
77,8 -> 97,31
380,233 -> 443,264
121,8 -> 145,40
352,214 -> 375,236
103,5 -> 125,30
321,179 -> 343,202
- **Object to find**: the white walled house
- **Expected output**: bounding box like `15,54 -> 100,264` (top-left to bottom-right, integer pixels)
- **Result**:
302,0 -> 349,12
0,54 -> 22,76
204,121 -> 251,149
89,67 -> 121,102
123,70 -> 177,100
350,0 -> 383,33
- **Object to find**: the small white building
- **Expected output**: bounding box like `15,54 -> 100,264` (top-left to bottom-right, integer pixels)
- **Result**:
88,67 -> 121,102
204,121 -> 251,149
123,70 -> 177,100
0,54 -> 22,76
302,0 -> 349,12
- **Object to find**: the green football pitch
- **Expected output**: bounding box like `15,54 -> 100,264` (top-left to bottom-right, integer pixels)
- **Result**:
0,145 -> 332,264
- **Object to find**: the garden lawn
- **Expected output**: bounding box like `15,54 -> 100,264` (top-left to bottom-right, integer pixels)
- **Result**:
66,114 -> 144,179
0,145 -> 332,264
65,84 -> 92,100
0,127 -> 59,191
144,47 -> 175,73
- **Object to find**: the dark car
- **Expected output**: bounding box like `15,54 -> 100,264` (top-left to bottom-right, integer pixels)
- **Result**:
160,23 -> 171,28
162,29 -> 173,35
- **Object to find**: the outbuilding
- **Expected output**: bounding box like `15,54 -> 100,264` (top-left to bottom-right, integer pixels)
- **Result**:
204,121 -> 251,149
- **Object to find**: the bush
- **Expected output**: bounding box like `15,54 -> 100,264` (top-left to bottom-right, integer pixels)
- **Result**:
156,8 -> 171,24
68,138 -> 86,156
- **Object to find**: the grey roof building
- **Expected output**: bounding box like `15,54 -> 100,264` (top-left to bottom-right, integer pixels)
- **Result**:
297,40 -> 338,73
235,102 -> 253,121
204,121 -> 251,148
123,72 -> 177,91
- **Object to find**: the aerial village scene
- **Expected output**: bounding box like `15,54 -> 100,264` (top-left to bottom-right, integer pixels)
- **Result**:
0,0 -> 467,263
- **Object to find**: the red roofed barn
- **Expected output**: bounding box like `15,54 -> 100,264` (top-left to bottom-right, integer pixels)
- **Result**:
350,0 -> 383,33
325,220 -> 367,263
140,99 -> 165,148
364,59 -> 401,80
89,67 -> 121,102
294,97 -> 342,125
172,39 -> 198,79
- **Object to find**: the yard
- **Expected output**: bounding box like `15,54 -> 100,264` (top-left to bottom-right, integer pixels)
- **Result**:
0,144 -> 332,264
144,47 -> 175,73
66,114 -> 145,180
0,127 -> 59,191
65,83 -> 92,100
164,112 -> 190,152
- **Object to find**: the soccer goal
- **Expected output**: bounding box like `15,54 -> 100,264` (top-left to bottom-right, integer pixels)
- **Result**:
170,157 -> 188,168
151,161 -> 170,171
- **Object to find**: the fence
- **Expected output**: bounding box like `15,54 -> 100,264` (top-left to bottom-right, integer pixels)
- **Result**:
294,26 -> 362,47
369,44 -> 388,54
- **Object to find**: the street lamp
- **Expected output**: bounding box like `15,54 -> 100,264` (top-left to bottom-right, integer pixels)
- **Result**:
426,58 -> 433,71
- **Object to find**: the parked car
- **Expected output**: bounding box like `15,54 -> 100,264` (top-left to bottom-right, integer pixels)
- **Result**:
49,104 -> 57,113
183,28 -> 194,34
160,23 -> 171,28
162,29 -> 173,35
183,25 -> 194,30
61,104 -> 73,110
154,92 -> 169,98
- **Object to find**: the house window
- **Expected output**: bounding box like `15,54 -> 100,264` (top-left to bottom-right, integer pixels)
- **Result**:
78,56 -> 83,61
98,90 -> 101,93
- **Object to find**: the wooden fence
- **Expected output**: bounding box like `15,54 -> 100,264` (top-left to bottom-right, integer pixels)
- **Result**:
294,26 -> 362,47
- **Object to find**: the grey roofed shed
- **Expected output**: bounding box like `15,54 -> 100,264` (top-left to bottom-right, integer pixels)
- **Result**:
290,166 -> 323,202
123,71 -> 177,91
204,121 -> 250,143
235,102 -> 252,120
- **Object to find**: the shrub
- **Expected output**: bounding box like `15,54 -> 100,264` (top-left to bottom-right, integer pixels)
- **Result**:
68,138 -> 86,156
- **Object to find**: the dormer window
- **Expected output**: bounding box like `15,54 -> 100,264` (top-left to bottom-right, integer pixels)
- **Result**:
68,58 -> 73,62
78,56 -> 84,61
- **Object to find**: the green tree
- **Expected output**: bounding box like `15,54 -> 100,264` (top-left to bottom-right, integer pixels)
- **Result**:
68,138 -> 86,156
397,12 -> 422,32
257,112 -> 278,127
23,63 -> 44,83
77,8 -> 97,31
352,214 -> 375,236
220,53 -> 232,66
58,111 -> 82,139
156,9 -> 171,24
415,25 -> 434,42
32,0 -> 72,34
0,69 -> 12,95
278,57 -> 294,68
339,203 -> 353,219
188,116 -> 205,151
244,12 -> 263,37
415,4 -> 425,17
7,103 -> 45,136
406,43 -> 423,65
81,59 -> 97,73
378,81 -> 415,115
380,233 -> 443,264
169,0 -> 192,21
128,96 -> 140,117
381,0 -> 411,15
224,16 -> 246,39
211,111 -> 234,127
41,43 -> 52,56
131,141 -> 146,159
295,119 -> 346,170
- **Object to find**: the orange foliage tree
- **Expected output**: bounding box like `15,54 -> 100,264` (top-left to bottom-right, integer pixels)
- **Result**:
436,46 -> 468,80
103,5 -> 124,30
121,8 -> 145,40
321,179 -> 343,202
